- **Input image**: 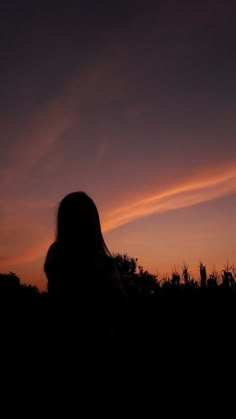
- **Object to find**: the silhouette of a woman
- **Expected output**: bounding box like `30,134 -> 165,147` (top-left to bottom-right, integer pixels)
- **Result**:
44,191 -> 127,337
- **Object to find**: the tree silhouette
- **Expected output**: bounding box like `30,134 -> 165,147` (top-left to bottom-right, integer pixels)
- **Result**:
0,271 -> 20,288
200,262 -> 207,288
222,262 -> 236,288
182,263 -> 190,285
113,253 -> 159,298
171,268 -> 180,287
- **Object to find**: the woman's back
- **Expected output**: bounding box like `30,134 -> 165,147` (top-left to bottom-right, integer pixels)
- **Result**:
44,191 -> 128,349
45,240 -> 128,352
45,240 -> 126,305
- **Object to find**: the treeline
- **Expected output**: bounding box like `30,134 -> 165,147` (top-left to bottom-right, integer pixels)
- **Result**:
1,253 -> 235,339
1,254 -> 236,300
114,254 -> 236,298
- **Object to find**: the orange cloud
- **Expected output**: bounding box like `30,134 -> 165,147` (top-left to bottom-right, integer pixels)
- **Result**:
1,101 -> 76,191
102,166 -> 236,232
0,238 -> 51,268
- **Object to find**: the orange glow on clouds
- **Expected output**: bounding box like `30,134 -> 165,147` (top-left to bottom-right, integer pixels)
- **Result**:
0,239 -> 51,267
103,166 -> 236,232
1,1 -> 236,293
1,164 -> 236,292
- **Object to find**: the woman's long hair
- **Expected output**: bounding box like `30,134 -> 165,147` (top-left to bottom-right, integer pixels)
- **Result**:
56,191 -> 111,263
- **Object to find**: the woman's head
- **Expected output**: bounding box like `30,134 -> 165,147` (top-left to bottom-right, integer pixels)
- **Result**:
56,191 -> 110,258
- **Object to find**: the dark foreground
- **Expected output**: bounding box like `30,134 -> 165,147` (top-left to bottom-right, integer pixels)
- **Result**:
0,284 -> 235,417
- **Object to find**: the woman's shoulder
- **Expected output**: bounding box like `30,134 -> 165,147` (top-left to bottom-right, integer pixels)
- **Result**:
45,242 -> 61,264
47,241 -> 58,252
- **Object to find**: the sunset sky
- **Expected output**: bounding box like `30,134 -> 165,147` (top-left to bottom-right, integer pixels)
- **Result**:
0,1 -> 236,291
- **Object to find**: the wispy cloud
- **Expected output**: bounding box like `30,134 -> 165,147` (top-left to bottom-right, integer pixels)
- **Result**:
1,99 -> 76,190
103,166 -> 236,232
0,238 -> 51,267
96,140 -> 107,163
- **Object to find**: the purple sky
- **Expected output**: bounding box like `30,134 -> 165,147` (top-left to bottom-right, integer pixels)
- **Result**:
0,1 -> 236,290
